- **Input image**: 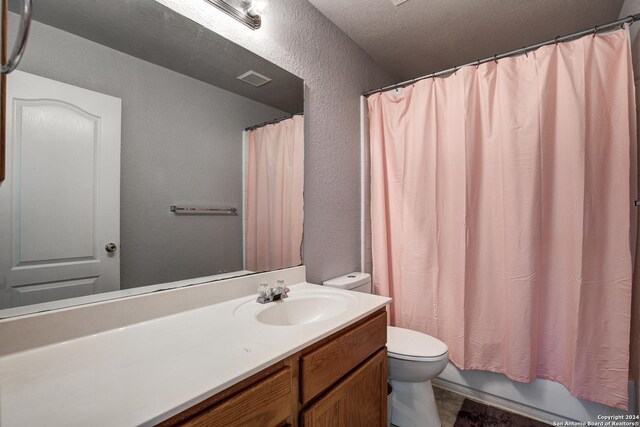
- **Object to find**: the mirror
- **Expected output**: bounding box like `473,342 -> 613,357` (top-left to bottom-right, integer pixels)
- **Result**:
0,0 -> 304,317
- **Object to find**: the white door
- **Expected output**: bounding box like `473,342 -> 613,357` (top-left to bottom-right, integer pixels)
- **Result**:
0,71 -> 121,309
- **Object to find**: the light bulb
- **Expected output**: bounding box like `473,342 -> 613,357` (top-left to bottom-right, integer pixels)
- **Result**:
247,0 -> 268,17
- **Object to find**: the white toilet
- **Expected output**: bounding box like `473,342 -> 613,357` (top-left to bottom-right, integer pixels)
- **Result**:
323,272 -> 449,427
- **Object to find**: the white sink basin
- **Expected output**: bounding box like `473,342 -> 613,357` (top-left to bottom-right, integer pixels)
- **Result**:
234,289 -> 358,326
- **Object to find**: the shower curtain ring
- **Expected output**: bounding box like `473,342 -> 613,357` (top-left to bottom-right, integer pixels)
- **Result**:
476,59 -> 480,68
453,66 -> 458,75
627,15 -> 636,25
493,54 -> 498,64
554,35 -> 561,45
522,47 -> 528,57
431,73 -> 436,80
593,25 -> 599,37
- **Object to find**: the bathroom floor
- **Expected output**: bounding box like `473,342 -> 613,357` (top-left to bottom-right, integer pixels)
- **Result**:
433,386 -> 467,426
390,386 -> 465,427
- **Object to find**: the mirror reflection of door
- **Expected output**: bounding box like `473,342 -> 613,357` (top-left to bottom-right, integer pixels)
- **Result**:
0,71 -> 121,309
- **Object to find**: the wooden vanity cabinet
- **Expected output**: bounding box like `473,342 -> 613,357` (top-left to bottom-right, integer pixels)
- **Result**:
180,367 -> 292,427
299,309 -> 387,405
158,357 -> 298,427
158,309 -> 387,427
300,349 -> 387,427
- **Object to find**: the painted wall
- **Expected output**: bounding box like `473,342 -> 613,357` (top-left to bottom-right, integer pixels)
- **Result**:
155,0 -> 395,284
621,0 -> 640,415
621,0 -> 640,40
631,32 -> 640,417
9,14 -> 286,288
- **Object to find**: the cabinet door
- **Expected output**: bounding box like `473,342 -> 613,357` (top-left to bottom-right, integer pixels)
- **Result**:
300,310 -> 386,404
301,349 -> 387,427
181,367 -> 292,427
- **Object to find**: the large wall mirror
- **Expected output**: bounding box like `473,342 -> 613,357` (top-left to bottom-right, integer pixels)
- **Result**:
0,0 -> 304,317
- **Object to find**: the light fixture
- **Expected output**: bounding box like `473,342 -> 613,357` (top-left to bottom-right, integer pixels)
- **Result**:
203,0 -> 268,30
246,0 -> 268,17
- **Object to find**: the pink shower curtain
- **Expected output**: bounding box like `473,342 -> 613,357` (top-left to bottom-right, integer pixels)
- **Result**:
368,29 -> 635,409
246,115 -> 304,272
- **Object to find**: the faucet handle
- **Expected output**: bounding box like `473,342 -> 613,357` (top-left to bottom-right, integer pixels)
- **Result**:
257,283 -> 271,298
274,280 -> 290,299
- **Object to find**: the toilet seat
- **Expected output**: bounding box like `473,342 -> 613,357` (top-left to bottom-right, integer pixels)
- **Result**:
387,326 -> 448,362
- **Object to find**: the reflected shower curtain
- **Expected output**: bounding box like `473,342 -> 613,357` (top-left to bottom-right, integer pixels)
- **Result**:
246,115 -> 304,272
368,29 -> 635,409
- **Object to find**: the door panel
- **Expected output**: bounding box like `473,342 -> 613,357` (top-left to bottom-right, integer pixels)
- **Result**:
17,100 -> 98,262
0,71 -> 121,309
12,277 -> 99,306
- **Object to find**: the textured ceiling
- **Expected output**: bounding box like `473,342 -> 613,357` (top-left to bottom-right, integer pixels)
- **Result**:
307,0 -> 626,81
8,0 -> 303,113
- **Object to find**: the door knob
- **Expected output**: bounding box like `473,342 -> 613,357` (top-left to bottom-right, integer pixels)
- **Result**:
105,243 -> 118,253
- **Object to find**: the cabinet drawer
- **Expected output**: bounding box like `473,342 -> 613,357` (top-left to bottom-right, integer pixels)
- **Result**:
300,310 -> 386,404
181,367 -> 291,427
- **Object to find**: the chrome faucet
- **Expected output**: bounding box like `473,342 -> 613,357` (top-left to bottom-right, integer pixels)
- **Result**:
256,281 -> 290,304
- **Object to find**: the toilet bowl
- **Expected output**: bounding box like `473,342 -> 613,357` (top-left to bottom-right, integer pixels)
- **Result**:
387,326 -> 448,427
323,272 -> 449,427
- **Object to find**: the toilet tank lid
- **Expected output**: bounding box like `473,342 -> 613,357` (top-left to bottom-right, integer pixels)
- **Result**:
322,272 -> 371,290
387,326 -> 448,359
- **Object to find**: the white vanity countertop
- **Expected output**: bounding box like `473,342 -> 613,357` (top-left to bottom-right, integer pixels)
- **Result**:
0,282 -> 390,426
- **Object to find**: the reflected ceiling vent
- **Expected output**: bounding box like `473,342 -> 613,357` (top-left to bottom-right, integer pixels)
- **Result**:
389,0 -> 409,5
237,70 -> 272,87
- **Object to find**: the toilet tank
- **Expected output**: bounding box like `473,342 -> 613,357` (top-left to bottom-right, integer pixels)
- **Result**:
323,272 -> 372,294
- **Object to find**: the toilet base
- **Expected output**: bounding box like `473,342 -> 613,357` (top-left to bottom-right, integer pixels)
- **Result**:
389,378 -> 440,427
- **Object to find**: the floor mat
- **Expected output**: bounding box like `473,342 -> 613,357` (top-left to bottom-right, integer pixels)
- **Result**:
454,398 -> 549,426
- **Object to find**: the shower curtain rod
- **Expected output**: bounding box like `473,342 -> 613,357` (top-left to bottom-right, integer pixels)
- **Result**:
363,13 -> 640,97
245,112 -> 303,131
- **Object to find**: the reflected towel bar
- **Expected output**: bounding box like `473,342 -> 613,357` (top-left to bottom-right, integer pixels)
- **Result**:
170,205 -> 238,215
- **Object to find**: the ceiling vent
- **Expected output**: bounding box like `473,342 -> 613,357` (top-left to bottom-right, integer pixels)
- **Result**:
389,0 -> 409,5
237,70 -> 272,87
